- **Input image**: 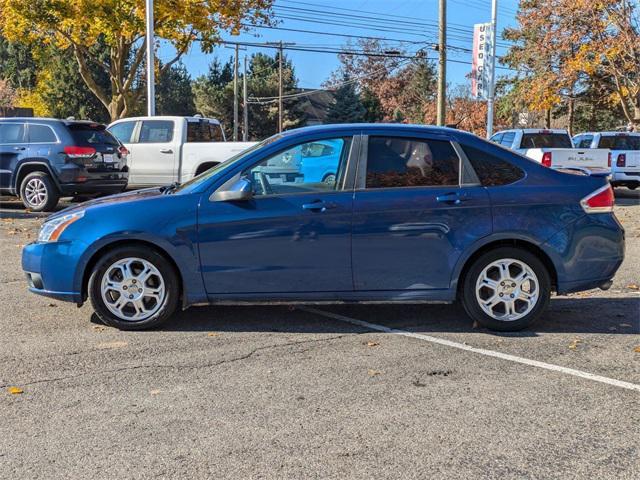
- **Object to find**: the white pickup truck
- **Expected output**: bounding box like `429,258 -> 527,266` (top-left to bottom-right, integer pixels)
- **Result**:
107,116 -> 256,187
490,128 -> 610,173
573,131 -> 640,190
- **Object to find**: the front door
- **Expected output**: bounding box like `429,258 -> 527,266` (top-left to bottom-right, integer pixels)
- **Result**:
197,136 -> 357,295
352,134 -> 491,292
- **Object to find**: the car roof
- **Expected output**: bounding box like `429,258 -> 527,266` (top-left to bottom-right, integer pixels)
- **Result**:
495,128 -> 568,135
108,116 -> 221,125
278,123 -> 463,138
0,117 -> 106,127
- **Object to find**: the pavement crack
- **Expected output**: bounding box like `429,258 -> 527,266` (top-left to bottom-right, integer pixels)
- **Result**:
0,334 -> 351,389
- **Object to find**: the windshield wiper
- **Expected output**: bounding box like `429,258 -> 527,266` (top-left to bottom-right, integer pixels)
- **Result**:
160,181 -> 181,194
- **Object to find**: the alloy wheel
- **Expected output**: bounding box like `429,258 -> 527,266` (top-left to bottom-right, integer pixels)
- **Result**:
475,258 -> 539,321
100,257 -> 166,321
24,178 -> 48,208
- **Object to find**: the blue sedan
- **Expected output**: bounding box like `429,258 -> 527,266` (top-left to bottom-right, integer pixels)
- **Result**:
22,124 -> 624,331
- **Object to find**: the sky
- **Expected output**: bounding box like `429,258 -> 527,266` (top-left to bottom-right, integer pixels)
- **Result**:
157,0 -> 521,90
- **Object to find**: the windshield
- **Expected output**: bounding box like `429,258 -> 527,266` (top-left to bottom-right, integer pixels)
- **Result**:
174,136 -> 279,194
598,135 -> 640,150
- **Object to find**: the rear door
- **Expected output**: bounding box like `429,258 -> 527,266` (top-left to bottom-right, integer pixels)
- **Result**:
127,119 -> 178,186
0,122 -> 27,190
351,133 -> 491,292
66,123 -> 125,172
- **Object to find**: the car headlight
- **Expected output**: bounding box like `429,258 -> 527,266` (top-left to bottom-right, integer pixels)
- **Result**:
38,211 -> 85,243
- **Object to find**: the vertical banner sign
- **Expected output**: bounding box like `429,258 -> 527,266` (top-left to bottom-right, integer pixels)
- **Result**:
472,22 -> 493,100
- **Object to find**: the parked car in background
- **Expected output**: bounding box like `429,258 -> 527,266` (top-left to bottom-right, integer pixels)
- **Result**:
573,131 -> 640,190
490,128 -> 610,173
22,124 -> 624,332
0,118 -> 128,211
107,115 -> 256,188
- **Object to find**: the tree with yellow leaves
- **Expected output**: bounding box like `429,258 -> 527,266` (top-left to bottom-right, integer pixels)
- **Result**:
0,0 -> 273,121
503,0 -> 639,129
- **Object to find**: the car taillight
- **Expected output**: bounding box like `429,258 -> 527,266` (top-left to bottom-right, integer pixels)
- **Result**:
616,153 -> 626,167
541,151 -> 552,167
64,146 -> 96,159
607,152 -> 612,167
580,184 -> 614,213
118,146 -> 129,157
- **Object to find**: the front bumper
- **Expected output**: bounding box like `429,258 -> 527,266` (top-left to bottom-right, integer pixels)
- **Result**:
22,240 -> 87,303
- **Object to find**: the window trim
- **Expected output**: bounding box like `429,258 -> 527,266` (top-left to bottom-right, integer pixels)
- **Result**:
355,134 -> 464,191
228,134 -> 360,200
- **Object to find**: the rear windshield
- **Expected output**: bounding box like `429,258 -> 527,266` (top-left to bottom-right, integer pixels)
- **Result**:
520,133 -> 572,149
597,135 -> 640,150
68,124 -> 120,146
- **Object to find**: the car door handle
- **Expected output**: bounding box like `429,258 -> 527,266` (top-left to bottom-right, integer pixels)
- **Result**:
13,146 -> 26,151
302,200 -> 335,212
160,148 -> 173,154
436,193 -> 469,205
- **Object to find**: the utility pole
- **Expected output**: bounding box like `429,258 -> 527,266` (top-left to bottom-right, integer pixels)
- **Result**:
233,43 -> 239,141
436,0 -> 446,126
277,41 -> 284,133
145,0 -> 155,116
486,0 -> 498,138
243,55 -> 249,141
267,41 -> 295,133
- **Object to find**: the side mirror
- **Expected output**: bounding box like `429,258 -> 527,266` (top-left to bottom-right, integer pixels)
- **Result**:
210,176 -> 253,202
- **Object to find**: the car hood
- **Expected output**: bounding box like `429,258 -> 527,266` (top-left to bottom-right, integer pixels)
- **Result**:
47,188 -> 162,221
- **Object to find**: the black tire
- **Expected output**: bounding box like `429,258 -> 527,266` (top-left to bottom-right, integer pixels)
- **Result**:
88,246 -> 180,330
19,171 -> 60,212
461,247 -> 551,331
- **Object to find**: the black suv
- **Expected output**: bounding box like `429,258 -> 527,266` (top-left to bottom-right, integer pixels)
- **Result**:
0,118 -> 129,211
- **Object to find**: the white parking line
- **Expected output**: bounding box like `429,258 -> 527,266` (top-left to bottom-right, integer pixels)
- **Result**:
301,307 -> 640,393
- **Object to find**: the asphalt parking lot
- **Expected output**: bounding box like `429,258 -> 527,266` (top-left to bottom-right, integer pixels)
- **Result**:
1,190 -> 639,479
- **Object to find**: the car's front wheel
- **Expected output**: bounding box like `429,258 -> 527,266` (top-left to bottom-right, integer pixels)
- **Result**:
88,246 -> 179,330
461,247 -> 551,331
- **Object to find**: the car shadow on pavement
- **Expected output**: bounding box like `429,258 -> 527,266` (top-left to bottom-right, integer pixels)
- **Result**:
121,296 -> 639,336
0,199 -> 71,219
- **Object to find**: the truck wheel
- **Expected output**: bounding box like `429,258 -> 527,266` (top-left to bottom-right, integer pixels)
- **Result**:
19,172 -> 60,212
88,246 -> 179,330
461,247 -> 551,331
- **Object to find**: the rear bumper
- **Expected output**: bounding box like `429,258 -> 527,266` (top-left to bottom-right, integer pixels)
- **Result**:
611,170 -> 640,186
543,213 -> 625,295
22,241 -> 85,304
56,163 -> 128,195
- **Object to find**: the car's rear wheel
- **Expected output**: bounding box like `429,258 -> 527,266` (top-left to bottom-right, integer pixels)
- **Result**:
88,246 -> 179,330
20,172 -> 60,212
461,247 -> 551,331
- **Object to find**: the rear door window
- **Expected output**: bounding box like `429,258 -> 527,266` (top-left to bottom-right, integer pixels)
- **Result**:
139,120 -> 174,143
365,136 -> 460,188
597,135 -> 640,150
109,121 -> 136,143
28,124 -> 58,143
521,133 -> 572,148
0,123 -> 26,144
68,124 -> 120,146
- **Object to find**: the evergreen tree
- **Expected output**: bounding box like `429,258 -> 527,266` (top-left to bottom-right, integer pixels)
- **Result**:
156,63 -> 196,116
325,76 -> 365,124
